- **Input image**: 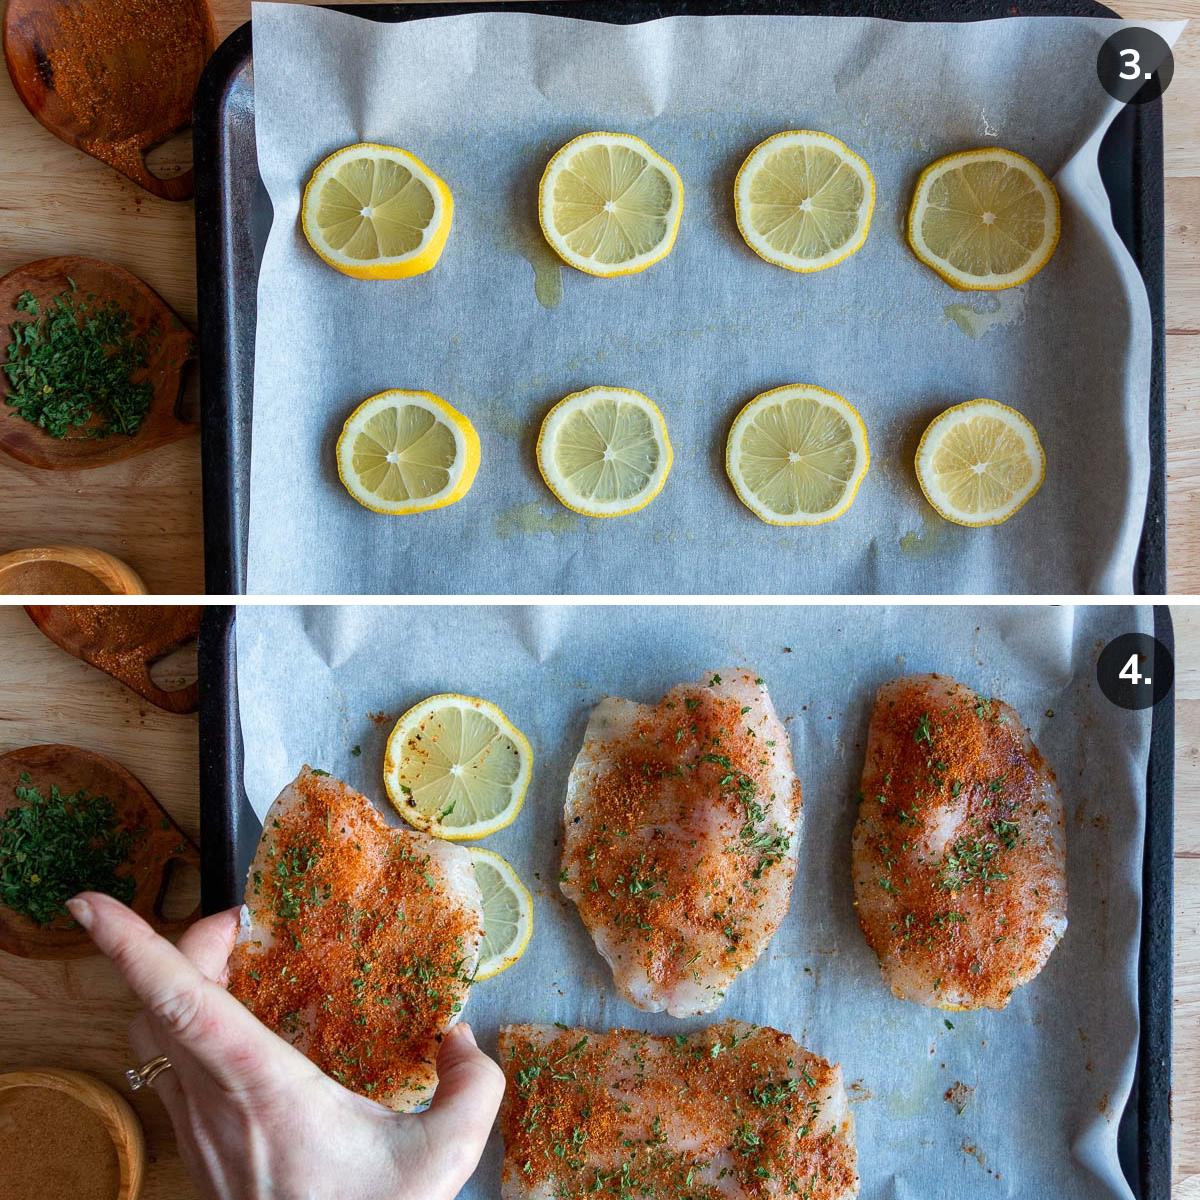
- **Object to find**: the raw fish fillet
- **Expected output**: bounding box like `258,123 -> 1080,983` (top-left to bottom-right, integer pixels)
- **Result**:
226,767 -> 483,1110
561,669 -> 802,1016
498,1021 -> 859,1200
851,675 -> 1067,1010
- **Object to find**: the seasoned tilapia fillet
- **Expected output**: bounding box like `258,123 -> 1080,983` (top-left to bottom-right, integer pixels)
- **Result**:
851,675 -> 1067,1010
226,767 -> 483,1110
561,669 -> 802,1016
499,1021 -> 859,1200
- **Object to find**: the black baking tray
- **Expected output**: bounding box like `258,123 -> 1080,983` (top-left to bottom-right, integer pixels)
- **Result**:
197,603 -> 1175,1198
193,1 -> 1167,596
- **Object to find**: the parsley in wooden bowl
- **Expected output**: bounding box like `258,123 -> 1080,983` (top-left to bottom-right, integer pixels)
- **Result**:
0,745 -> 201,959
0,255 -> 196,469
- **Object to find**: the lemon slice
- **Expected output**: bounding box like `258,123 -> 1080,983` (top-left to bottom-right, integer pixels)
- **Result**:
915,398 -> 1045,526
734,130 -> 875,272
336,390 -> 480,515
384,694 -> 533,840
907,147 -> 1060,290
726,384 -> 870,525
538,132 -> 684,277
536,386 -> 673,517
301,142 -> 453,279
467,848 -> 534,981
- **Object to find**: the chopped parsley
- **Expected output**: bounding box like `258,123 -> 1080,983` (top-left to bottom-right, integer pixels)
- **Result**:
4,284 -> 163,439
0,773 -> 140,925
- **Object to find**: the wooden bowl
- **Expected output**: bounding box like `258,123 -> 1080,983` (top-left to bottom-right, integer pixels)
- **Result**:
0,546 -> 147,595
0,1068 -> 145,1200
0,744 -> 201,960
3,0 -> 217,201
0,256 -> 196,470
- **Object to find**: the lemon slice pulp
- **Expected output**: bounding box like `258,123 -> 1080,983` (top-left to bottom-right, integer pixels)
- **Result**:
536,386 -> 673,517
384,694 -> 533,840
538,132 -> 684,277
336,390 -> 480,515
726,384 -> 870,525
734,130 -> 875,272
907,147 -> 1060,290
915,398 -> 1045,526
467,848 -> 534,981
301,142 -> 453,279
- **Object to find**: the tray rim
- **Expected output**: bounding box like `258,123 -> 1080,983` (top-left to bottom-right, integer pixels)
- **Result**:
192,0 -> 1167,597
196,601 -> 1175,1199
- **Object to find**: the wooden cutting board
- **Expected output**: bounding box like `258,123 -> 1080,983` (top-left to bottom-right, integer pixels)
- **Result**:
0,256 -> 197,470
26,604 -> 201,713
3,0 -> 217,200
0,744 -> 200,960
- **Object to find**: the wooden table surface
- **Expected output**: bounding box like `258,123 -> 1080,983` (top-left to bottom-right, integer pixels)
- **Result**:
0,601 -> 1195,1198
0,0 -> 1196,593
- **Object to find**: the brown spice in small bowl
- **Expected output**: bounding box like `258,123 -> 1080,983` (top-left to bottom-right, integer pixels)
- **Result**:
0,1085 -> 120,1200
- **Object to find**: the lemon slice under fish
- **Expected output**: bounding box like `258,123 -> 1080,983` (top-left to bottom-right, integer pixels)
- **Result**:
467,847 -> 534,980
384,694 -> 533,840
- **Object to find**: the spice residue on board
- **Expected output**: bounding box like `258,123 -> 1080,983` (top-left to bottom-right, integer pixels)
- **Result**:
44,0 -> 210,176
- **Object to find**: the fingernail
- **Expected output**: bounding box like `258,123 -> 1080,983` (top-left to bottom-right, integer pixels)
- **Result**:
454,1022 -> 477,1047
66,897 -> 94,931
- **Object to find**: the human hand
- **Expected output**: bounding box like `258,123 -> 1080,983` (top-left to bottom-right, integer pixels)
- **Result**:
68,892 -> 505,1200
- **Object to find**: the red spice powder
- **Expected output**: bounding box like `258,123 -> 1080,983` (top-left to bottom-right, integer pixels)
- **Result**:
44,0 -> 212,175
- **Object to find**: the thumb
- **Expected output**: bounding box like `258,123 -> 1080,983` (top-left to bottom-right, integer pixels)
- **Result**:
420,1023 -> 506,1147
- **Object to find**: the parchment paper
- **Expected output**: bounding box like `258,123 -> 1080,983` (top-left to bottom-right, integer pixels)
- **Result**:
245,5 -> 1181,595
234,604 -> 1153,1198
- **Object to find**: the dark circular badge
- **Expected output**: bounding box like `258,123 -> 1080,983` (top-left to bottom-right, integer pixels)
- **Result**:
1096,633 -> 1173,711
1097,28 -> 1174,104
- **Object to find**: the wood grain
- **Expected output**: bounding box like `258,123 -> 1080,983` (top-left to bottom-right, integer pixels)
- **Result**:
0,0 -> 1196,592
26,604 -> 203,712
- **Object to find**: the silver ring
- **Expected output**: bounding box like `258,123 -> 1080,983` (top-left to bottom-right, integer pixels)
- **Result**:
126,1054 -> 172,1091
